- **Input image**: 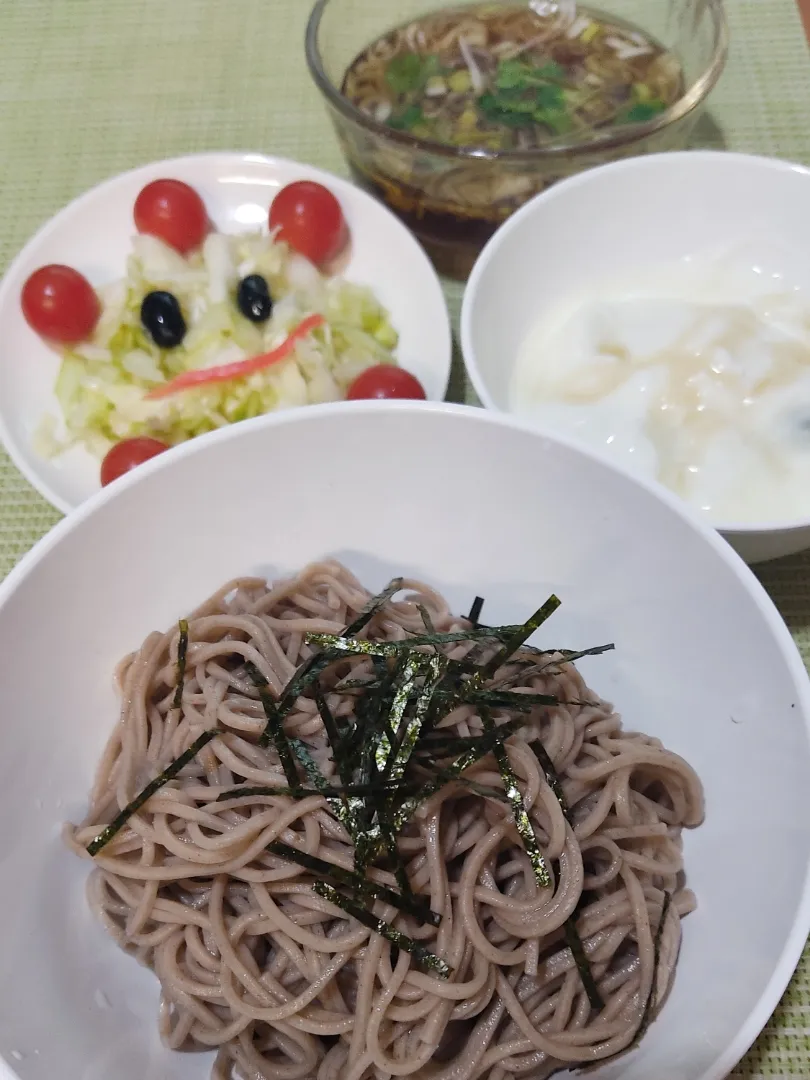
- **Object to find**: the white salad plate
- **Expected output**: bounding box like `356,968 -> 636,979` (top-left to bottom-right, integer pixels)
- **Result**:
0,152 -> 452,514
0,401 -> 809,1080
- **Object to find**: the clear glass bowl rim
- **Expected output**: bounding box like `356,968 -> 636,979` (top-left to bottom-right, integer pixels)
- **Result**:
305,0 -> 730,164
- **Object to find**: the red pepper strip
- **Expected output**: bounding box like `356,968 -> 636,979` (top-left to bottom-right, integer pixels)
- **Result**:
146,313 -> 326,400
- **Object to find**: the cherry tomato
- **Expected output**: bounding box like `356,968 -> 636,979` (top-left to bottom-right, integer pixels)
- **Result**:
21,265 -> 100,344
346,366 -> 427,401
134,179 -> 208,255
100,437 -> 170,487
269,181 -> 348,267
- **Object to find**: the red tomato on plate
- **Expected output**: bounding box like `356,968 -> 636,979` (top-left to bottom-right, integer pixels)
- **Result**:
346,366 -> 427,401
134,179 -> 209,255
21,265 -> 100,344
269,181 -> 348,267
100,437 -> 170,487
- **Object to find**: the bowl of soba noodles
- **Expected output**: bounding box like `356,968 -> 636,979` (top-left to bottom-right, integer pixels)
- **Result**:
305,0 -> 728,279
0,401 -> 808,1080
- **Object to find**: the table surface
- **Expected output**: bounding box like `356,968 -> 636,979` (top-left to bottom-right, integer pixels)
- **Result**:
1,1 -> 810,1075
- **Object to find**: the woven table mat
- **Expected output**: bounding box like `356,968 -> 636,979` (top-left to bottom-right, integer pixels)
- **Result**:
0,0 -> 809,1074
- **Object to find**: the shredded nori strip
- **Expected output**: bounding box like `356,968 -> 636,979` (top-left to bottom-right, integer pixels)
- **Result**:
255,649 -> 341,749
482,708 -> 551,889
342,577 -> 403,637
268,841 -> 440,925
461,688 -> 562,710
530,739 -> 568,812
636,890 -> 672,1039
305,625 -> 526,655
374,655 -> 424,777
313,882 -> 450,977
172,619 -> 189,709
416,720 -> 522,759
538,643 -> 616,670
563,918 -> 605,1012
312,685 -> 346,774
215,780 -> 419,802
479,595 -> 562,678
246,662 -> 299,788
417,603 -> 436,635
531,740 -> 604,1011
391,720 -> 523,831
467,596 -> 485,628
87,728 -> 218,856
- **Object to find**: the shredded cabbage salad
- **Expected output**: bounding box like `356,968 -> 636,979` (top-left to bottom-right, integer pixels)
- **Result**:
35,231 -> 399,459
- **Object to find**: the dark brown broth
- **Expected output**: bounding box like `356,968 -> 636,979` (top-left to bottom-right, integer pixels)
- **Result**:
339,3 -> 684,278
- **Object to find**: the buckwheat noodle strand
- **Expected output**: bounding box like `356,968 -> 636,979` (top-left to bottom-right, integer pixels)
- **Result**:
66,560 -> 703,1080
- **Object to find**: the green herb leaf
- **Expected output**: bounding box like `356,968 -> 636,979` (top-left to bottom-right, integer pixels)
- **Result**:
478,92 -> 535,128
533,61 -> 567,82
385,53 -> 425,94
388,105 -> 426,131
495,59 -> 531,90
536,83 -> 565,111
385,52 -> 441,95
619,100 -> 667,124
534,107 -> 574,135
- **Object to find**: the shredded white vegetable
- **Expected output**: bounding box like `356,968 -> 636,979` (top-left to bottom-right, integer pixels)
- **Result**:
36,232 -> 399,460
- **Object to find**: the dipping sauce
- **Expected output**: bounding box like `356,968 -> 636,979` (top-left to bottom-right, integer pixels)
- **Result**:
339,2 -> 683,277
342,3 -> 681,149
510,253 -> 810,523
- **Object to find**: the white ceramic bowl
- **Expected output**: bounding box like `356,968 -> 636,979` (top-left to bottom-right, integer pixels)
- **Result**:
0,152 -> 451,514
461,151 -> 810,564
0,401 -> 809,1080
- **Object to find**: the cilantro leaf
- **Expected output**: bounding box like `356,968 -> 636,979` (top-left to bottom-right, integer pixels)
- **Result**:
533,61 -> 567,82
536,83 -> 565,110
388,104 -> 425,130
533,108 -> 574,135
495,59 -> 531,91
477,93 -> 532,128
385,52 -> 442,95
619,100 -> 667,124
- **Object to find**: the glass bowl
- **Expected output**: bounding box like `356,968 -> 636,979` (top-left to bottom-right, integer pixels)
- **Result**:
305,0 -> 729,279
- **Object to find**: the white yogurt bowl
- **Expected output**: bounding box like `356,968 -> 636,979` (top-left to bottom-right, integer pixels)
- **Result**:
461,151 -> 810,564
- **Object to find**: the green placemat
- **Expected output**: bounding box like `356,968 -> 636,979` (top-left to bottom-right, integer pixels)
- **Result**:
1,1 -> 809,1074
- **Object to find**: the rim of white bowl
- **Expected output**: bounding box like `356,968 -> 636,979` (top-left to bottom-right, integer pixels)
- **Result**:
460,149 -> 810,537
0,150 -> 452,516
1,399 -> 809,1080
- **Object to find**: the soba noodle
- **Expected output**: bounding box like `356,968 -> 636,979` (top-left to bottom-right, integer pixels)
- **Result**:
66,560 -> 703,1080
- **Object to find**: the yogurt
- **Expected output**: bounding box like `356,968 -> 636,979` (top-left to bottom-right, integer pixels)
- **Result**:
510,251 -> 810,523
